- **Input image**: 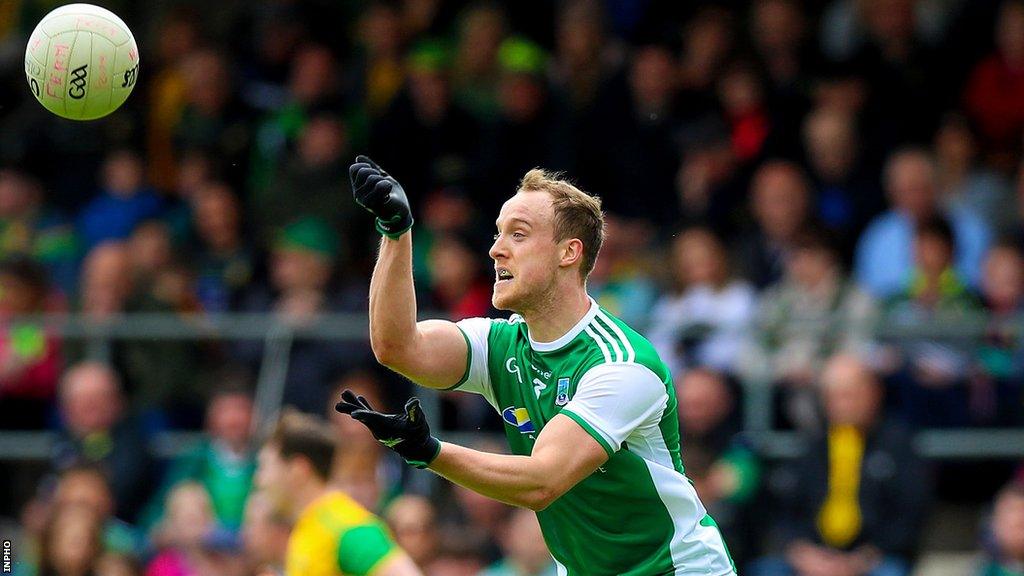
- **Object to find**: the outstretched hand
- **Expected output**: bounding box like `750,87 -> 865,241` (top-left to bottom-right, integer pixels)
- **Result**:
335,390 -> 440,469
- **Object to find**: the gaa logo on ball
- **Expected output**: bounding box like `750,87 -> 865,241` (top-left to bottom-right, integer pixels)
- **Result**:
24,3 -> 139,121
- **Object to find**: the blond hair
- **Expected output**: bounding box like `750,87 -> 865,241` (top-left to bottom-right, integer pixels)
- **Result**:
518,169 -> 604,279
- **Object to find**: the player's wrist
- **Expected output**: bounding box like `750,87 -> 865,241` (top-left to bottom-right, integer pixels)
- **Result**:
398,435 -> 440,469
375,213 -> 414,239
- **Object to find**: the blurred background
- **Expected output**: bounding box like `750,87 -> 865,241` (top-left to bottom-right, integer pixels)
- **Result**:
0,0 -> 1023,574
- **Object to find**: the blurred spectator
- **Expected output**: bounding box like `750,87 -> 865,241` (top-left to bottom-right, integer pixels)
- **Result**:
0,256 -> 60,429
933,113 -> 1015,234
821,0 -> 948,147
718,61 -> 773,163
427,232 -> 493,321
979,481 -> 1024,576
234,217 -> 369,414
78,242 -> 133,320
748,228 -> 876,430
752,354 -> 930,576
172,49 -> 252,185
587,215 -> 658,328
78,151 -> 163,252
481,37 -> 571,210
385,495 -> 439,569
453,3 -> 507,120
428,540 -> 487,576
95,553 -> 141,576
801,105 -> 883,240
241,492 -> 291,576
676,369 -> 760,568
749,0 -> 814,106
327,370 -> 405,512
551,0 -> 620,115
673,118 -> 743,231
973,242 -> 1024,426
189,528 -> 249,576
258,111 -> 355,252
37,503 -> 105,576
190,182 -> 257,313
480,509 -> 556,576
52,362 -> 152,522
355,1 -> 406,115
120,221 -> 202,421
0,169 -> 79,294
595,40 -> 681,224
249,43 -> 340,195
145,9 -> 201,193
49,464 -> 144,559
161,149 -> 217,248
444,446 -> 511,562
145,482 -> 217,576
370,40 -> 482,208
141,383 -> 256,531
678,7 -> 735,114
884,217 -> 981,427
856,148 -> 992,298
649,227 -> 756,376
963,0 -> 1024,165
734,161 -> 813,289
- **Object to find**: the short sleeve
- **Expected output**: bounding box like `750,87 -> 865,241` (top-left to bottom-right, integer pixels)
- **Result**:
560,363 -> 668,457
449,317 -> 495,406
337,524 -> 397,575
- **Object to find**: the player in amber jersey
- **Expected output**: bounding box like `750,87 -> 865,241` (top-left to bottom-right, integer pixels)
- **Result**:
255,409 -> 421,576
336,157 -> 736,575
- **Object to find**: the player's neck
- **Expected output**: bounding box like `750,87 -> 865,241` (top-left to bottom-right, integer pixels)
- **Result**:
521,287 -> 591,344
291,480 -> 331,521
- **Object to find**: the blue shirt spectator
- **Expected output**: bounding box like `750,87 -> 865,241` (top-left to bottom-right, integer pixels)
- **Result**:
855,148 -> 992,298
77,151 -> 163,251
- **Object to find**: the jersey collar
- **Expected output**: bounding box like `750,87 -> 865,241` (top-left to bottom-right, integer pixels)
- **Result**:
528,297 -> 599,352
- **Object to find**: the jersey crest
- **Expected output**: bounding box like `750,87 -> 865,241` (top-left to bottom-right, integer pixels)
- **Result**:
555,377 -> 570,406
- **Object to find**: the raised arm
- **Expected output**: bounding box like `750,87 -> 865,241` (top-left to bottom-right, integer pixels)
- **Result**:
368,233 -> 468,388
350,156 -> 469,389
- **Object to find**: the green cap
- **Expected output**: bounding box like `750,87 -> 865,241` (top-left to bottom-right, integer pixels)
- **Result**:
275,217 -> 339,259
407,39 -> 454,73
498,37 -> 548,76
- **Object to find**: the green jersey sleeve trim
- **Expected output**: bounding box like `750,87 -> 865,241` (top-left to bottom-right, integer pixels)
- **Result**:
560,409 -> 615,458
337,523 -> 397,575
442,324 -> 474,391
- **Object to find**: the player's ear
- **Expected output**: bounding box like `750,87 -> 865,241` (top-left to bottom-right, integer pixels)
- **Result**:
559,238 -> 584,269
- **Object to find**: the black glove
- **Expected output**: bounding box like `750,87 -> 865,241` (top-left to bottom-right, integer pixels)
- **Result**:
334,390 -> 440,469
349,155 -> 414,239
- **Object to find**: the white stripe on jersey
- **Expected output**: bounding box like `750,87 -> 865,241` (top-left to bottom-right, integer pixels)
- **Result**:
596,310 -> 636,362
590,320 -> 623,362
583,325 -> 613,363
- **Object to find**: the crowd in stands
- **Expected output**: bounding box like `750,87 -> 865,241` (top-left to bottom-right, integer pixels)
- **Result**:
2,0 -> 1024,574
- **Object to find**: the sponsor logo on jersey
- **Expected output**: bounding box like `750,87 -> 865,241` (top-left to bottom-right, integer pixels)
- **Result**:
505,357 -> 523,384
501,406 -> 535,434
555,378 -> 570,406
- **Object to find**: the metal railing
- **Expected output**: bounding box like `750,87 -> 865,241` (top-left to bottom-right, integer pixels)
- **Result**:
1,310 -> 1022,462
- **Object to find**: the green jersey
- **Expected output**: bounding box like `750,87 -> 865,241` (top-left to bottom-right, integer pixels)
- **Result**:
452,299 -> 736,575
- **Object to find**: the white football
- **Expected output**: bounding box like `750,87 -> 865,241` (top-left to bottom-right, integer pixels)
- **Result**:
24,3 -> 139,121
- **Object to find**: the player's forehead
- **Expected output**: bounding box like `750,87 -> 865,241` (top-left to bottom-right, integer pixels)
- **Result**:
495,191 -> 553,228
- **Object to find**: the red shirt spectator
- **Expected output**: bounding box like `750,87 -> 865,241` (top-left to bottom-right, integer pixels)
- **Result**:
964,1 -> 1024,154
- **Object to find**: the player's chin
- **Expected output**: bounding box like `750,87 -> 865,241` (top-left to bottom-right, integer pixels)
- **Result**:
491,283 -> 517,311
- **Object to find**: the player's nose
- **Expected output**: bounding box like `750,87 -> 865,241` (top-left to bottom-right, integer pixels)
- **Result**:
488,236 -> 507,260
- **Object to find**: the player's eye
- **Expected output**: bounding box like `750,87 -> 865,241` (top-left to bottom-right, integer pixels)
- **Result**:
512,232 -> 525,239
